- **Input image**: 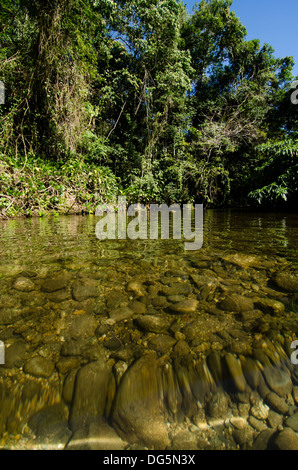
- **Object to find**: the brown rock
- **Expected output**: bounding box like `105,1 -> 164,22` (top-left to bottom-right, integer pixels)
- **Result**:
275,428 -> 298,450
112,354 -> 170,449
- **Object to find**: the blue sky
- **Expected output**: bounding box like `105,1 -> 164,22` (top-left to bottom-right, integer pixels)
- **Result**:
185,0 -> 298,77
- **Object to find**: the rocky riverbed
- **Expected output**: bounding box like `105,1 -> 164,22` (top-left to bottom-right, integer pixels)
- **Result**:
0,244 -> 298,450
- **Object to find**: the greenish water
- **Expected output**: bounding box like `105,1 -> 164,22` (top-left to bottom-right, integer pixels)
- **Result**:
0,210 -> 297,450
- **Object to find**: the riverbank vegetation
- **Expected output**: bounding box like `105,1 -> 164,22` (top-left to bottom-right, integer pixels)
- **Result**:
0,0 -> 297,217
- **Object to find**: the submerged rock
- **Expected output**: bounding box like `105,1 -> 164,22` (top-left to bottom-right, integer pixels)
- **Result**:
148,334 -> 176,354
219,295 -> 254,313
207,352 -> 223,385
265,392 -> 289,415
67,419 -> 128,450
128,300 -> 147,314
222,253 -> 270,270
41,276 -> 70,293
23,356 -> 55,378
112,354 -> 170,449
262,365 -> 292,397
272,272 -> 298,293
240,357 -> 261,390
274,428 -> 298,450
72,280 -> 99,301
67,314 -> 98,340
168,299 -> 198,314
13,277 -> 35,292
285,412 -> 298,432
28,404 -> 71,446
109,307 -> 134,322
134,315 -> 171,333
224,353 -> 247,392
3,340 -> 27,368
254,298 -> 285,316
207,391 -> 228,419
126,280 -> 146,297
69,360 -> 115,431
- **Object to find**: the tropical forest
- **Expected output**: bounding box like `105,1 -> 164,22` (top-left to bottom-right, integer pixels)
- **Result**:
1,0 -> 297,217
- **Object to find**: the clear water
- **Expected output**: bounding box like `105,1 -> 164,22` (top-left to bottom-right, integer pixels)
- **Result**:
0,210 -> 297,450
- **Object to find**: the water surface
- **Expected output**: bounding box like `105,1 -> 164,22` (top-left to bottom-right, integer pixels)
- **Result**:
0,210 -> 297,450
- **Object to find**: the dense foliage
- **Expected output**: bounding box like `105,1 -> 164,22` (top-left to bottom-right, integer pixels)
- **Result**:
0,0 -> 297,216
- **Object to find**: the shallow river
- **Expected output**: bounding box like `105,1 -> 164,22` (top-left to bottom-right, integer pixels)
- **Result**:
0,209 -> 298,450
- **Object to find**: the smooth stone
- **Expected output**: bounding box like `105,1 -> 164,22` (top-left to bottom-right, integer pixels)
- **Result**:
160,283 -> 192,296
112,354 -> 170,449
13,277 -> 35,292
23,356 -> 55,378
167,295 -> 186,303
254,298 -> 285,316
252,429 -> 276,450
151,296 -> 168,308
168,299 -> 198,314
262,365 -> 293,397
67,419 -> 128,450
134,315 -> 170,333
220,295 -> 254,313
267,409 -> 283,429
285,411 -> 298,432
273,272 -> 298,293
165,270 -> 187,278
47,290 -> 71,303
274,428 -> 298,450
190,274 -> 217,289
67,314 -> 98,340
128,301 -> 147,314
28,404 -> 71,446
41,276 -> 69,293
62,369 -> 79,404
257,374 -> 271,399
233,427 -> 255,447
248,416 -> 268,432
230,417 -> 247,430
3,340 -> 27,368
199,284 -> 217,301
241,357 -> 261,389
224,353 -> 247,392
60,338 -> 102,359
72,281 -> 98,301
109,307 -> 134,322
104,336 -> 123,351
265,392 -> 289,415
173,340 -> 191,357
0,306 -> 29,326
69,360 -> 115,431
126,280 -> 145,297
239,310 -> 262,322
222,253 -> 268,269
19,270 -> 37,278
106,291 -> 129,309
148,334 -> 176,353
56,357 -> 81,375
207,352 -> 223,385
